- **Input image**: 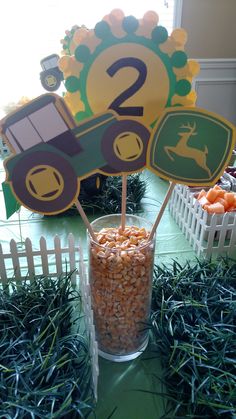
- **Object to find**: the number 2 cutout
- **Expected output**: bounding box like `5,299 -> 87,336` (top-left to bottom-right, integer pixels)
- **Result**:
106,57 -> 147,116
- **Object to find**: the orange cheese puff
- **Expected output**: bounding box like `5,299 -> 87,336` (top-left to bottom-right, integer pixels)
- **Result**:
206,202 -> 225,214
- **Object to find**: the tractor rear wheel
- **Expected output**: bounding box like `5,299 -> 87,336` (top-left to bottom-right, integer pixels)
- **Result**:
11,151 -> 79,215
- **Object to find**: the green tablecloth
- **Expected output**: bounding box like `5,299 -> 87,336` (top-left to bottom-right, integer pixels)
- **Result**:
0,158 -> 196,419
0,163 -> 194,263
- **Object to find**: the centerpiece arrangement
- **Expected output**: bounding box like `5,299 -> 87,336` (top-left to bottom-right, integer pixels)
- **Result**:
0,8 -> 235,367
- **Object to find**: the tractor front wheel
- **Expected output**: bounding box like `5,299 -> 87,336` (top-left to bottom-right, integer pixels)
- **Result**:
101,120 -> 150,173
40,69 -> 62,92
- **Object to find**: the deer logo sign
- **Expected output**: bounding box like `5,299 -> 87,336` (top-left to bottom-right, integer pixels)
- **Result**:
164,122 -> 211,177
147,107 -> 235,186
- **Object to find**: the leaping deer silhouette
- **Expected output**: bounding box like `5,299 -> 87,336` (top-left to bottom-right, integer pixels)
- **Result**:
164,122 -> 212,177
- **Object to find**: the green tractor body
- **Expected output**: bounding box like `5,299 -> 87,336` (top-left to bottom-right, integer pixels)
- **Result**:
1,94 -> 149,215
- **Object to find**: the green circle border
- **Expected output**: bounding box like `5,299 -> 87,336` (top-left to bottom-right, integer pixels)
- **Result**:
72,29 -> 190,125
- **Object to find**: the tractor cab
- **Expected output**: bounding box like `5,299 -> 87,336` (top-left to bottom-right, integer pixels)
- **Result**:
1,94 -> 76,155
41,54 -> 60,71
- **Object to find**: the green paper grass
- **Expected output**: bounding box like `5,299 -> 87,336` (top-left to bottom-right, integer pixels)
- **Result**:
150,258 -> 236,418
58,173 -> 147,216
0,273 -> 95,418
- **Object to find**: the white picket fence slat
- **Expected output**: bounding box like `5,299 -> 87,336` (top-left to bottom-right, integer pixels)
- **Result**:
40,236 -> 49,276
54,235 -> 62,276
25,237 -> 35,281
0,243 -> 7,285
10,239 -> 21,281
68,233 -> 76,274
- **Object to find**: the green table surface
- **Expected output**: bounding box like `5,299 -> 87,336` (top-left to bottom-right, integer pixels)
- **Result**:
0,157 -> 197,419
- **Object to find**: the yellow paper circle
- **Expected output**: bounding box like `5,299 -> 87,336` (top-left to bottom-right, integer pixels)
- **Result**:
86,43 -> 170,126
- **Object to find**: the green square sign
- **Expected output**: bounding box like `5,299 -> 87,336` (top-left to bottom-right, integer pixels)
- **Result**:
147,107 -> 235,186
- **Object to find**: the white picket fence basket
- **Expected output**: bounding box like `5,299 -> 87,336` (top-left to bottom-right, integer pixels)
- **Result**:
169,184 -> 236,258
0,233 -> 99,400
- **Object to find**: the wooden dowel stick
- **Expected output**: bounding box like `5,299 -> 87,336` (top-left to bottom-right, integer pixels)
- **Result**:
75,199 -> 97,242
121,174 -> 127,231
149,182 -> 176,240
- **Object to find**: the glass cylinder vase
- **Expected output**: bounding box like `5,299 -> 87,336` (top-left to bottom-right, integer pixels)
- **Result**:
88,214 -> 155,362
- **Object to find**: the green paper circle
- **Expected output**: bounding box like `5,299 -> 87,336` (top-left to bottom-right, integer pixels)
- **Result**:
175,79 -> 191,96
151,26 -> 168,44
65,76 -> 80,93
122,16 -> 139,34
75,111 -> 90,122
94,21 -> 111,39
171,51 -> 188,68
75,45 -> 91,63
64,17 -> 193,125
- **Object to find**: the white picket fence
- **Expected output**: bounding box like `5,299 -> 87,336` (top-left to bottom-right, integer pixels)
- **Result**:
0,233 -> 79,285
0,233 -> 99,399
169,184 -> 236,258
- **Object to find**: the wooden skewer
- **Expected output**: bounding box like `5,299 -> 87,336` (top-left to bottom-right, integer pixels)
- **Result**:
149,182 -> 176,240
75,199 -> 97,242
121,173 -> 127,231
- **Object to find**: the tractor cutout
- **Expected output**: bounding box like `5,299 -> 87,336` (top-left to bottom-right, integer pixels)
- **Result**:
1,94 -> 150,216
40,54 -> 64,92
